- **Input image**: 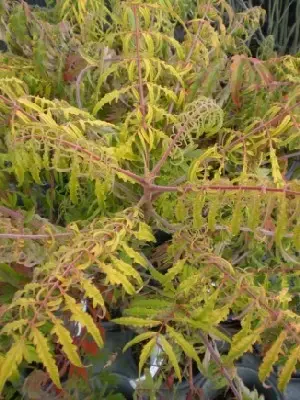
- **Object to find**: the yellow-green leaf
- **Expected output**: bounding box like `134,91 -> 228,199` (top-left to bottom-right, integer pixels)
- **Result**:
294,224 -> 300,250
64,295 -> 103,347
166,326 -> 201,369
159,334 -> 181,381
226,330 -> 261,363
31,328 -> 61,388
193,194 -> 205,229
113,317 -> 162,328
111,256 -> 142,285
231,192 -> 243,236
123,332 -> 156,353
139,337 -> 156,375
165,259 -> 186,281
270,147 -> 283,185
259,331 -> 287,382
0,340 -> 25,393
122,243 -> 147,268
81,278 -> 105,309
278,345 -> 300,391
52,321 -> 82,367
134,222 -> 155,242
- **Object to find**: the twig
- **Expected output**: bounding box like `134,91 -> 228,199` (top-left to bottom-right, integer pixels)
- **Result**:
150,125 -> 185,177
279,151 -> 300,160
76,65 -> 95,109
199,332 -> 242,400
0,232 -> 72,240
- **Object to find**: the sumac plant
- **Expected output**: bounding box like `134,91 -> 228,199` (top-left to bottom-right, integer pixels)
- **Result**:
0,0 -> 299,398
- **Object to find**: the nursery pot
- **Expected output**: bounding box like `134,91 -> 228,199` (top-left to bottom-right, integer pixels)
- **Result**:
284,372 -> 300,400
159,354 -> 284,400
85,322 -> 138,399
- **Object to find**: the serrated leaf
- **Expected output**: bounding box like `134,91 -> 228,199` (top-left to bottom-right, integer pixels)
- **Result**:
175,198 -> 187,222
193,194 -> 206,229
159,335 -> 181,381
278,345 -> 300,391
81,278 -> 105,309
188,147 -> 217,182
276,196 -> 287,245
0,340 -> 25,392
52,321 -> 82,367
122,243 -> 147,268
166,326 -> 201,368
31,328 -> 61,388
123,332 -> 157,353
231,192 -> 243,235
230,55 -> 246,108
226,329 -> 261,363
259,331 -> 287,382
294,224 -> 300,250
134,222 -> 155,242
1,319 -> 27,334
270,147 -> 283,185
208,195 -> 220,231
64,295 -> 103,347
139,337 -> 157,375
113,317 -> 162,328
111,256 -> 142,286
165,259 -> 186,281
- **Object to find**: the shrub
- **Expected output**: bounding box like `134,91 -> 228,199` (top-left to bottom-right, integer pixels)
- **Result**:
0,0 -> 299,398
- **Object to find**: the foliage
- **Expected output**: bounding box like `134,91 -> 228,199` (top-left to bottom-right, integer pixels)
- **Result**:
229,0 -> 300,55
0,0 -> 299,398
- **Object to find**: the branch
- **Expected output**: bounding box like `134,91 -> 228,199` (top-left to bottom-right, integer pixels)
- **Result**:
227,101 -> 300,151
150,183 -> 300,197
17,134 -> 146,186
76,65 -> 95,109
199,332 -> 243,400
151,21 -> 204,178
150,125 -> 185,177
0,232 -> 72,240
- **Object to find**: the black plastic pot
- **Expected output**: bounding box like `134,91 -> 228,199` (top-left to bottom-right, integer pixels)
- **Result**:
159,354 -> 284,400
85,322 -> 138,399
284,373 -> 300,400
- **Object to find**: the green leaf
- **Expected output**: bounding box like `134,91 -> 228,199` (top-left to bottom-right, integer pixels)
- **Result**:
113,317 -> 162,328
0,339 -> 25,393
159,335 -> 181,381
166,326 -> 201,368
52,320 -> 82,367
123,332 -> 156,353
0,264 -> 23,287
259,331 -> 287,382
278,345 -> 300,391
139,337 -> 157,376
31,327 -> 61,389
